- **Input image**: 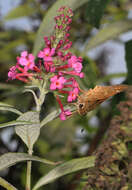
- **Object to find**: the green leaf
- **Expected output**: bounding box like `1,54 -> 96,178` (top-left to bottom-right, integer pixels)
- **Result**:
33,0 -> 89,56
15,111 -> 40,149
4,4 -> 36,20
33,156 -> 95,190
0,107 -> 22,115
85,0 -> 110,28
0,153 -> 56,172
0,120 -> 34,129
0,177 -> 17,190
0,102 -> 22,115
84,19 -> 132,52
0,102 -> 16,107
125,40 -> 132,85
40,110 -> 59,128
0,83 -> 18,90
96,73 -> 127,84
3,39 -> 25,50
40,106 -> 75,128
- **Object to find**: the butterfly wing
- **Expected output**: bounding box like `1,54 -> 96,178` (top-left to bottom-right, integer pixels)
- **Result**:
89,85 -> 128,100
77,85 -> 128,115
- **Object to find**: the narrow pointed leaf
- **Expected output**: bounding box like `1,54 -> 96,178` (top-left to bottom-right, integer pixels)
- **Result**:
84,19 -> 132,52
0,153 -> 56,172
0,102 -> 16,107
0,120 -> 34,129
0,83 -> 17,90
33,156 -> 95,190
15,111 -> 40,149
33,0 -> 89,56
4,4 -> 36,20
96,73 -> 127,84
0,177 -> 18,190
40,106 -> 75,128
0,102 -> 22,115
40,110 -> 59,128
85,0 -> 110,28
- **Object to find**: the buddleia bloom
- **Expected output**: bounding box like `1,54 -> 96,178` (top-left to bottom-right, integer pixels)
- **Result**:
8,6 -> 84,120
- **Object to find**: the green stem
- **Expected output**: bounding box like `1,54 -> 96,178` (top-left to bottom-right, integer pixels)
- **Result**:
37,78 -> 48,112
26,149 -> 32,190
26,161 -> 32,190
0,177 -> 17,190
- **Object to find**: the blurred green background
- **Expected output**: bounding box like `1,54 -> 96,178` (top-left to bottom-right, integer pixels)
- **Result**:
0,0 -> 132,189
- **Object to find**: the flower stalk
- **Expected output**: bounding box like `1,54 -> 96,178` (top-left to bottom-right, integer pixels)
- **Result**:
26,142 -> 33,190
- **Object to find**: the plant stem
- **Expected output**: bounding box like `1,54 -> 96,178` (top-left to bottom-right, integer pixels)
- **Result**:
26,161 -> 32,190
39,79 -> 48,104
0,177 -> 17,190
26,149 -> 32,190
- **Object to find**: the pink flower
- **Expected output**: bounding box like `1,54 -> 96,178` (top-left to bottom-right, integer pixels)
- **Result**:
73,62 -> 82,73
44,61 -> 56,72
68,55 -> 82,73
44,61 -> 53,72
67,88 -> 79,102
61,70 -> 84,78
38,48 -> 55,61
66,77 -> 78,87
8,51 -> 36,82
50,67 -> 56,73
79,72 -> 84,78
50,75 -> 66,90
44,36 -> 51,48
72,79 -> 79,88
7,6 -> 84,120
60,109 -> 72,120
63,42 -> 72,50
56,95 -> 72,120
8,66 -> 17,80
17,51 -> 35,71
8,65 -> 34,82
68,55 -> 77,65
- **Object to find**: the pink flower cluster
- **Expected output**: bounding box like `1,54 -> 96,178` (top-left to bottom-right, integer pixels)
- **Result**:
8,51 -> 40,82
8,6 -> 84,120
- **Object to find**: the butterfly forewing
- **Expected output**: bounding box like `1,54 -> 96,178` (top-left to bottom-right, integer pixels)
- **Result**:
77,85 -> 128,115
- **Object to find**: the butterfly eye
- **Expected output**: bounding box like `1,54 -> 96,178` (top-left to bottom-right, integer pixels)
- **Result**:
79,103 -> 84,109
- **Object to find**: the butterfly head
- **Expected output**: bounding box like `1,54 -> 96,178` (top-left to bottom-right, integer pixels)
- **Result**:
76,98 -> 87,116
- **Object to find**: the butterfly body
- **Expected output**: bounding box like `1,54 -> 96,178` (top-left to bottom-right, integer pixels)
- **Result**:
76,85 -> 128,115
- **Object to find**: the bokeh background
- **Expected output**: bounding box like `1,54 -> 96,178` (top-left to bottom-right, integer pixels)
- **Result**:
0,0 -> 132,189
